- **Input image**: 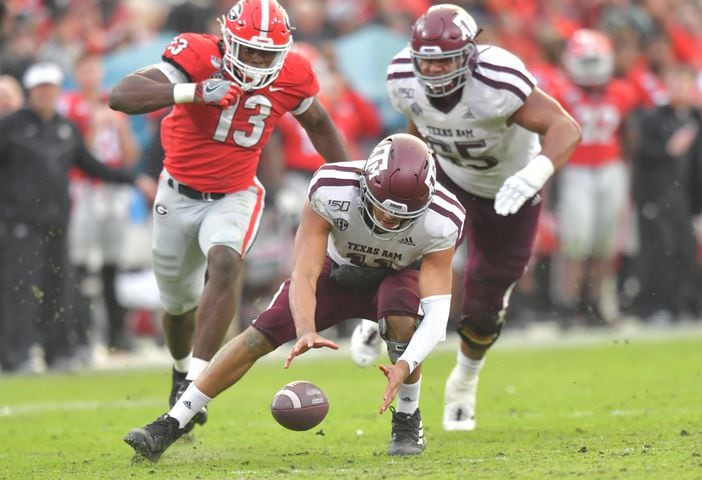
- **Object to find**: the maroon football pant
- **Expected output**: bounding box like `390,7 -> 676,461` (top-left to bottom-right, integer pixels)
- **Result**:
251,257 -> 420,348
438,165 -> 541,337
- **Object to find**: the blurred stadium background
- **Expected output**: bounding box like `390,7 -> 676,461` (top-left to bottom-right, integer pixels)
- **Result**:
2,2 -> 702,478
0,0 -> 701,375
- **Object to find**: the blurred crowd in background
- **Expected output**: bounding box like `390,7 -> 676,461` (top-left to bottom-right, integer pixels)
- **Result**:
1,0 -> 702,374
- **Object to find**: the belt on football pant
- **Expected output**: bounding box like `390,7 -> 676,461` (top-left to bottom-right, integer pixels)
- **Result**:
167,178 -> 226,201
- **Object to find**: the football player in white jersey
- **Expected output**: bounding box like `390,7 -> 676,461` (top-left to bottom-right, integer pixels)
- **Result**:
123,134 -> 466,460
352,4 -> 582,432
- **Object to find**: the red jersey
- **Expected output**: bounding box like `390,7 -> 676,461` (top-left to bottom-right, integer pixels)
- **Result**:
556,78 -> 639,167
59,91 -> 132,184
59,92 -> 94,135
160,33 -> 319,192
528,60 -> 570,98
275,114 -> 325,172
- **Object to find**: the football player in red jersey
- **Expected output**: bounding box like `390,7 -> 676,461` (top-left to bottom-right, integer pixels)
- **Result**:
555,29 -> 640,327
108,0 -> 350,431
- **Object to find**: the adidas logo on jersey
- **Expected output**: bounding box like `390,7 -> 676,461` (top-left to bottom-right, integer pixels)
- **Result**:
398,236 -> 416,246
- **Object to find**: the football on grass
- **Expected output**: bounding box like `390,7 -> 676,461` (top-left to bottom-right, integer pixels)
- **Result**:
270,381 -> 329,431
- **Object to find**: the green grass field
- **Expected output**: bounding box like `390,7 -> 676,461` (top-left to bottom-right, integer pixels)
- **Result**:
1,329 -> 701,480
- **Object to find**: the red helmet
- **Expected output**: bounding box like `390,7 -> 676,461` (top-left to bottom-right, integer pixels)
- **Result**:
359,134 -> 436,238
219,0 -> 293,90
562,29 -> 613,87
410,4 -> 479,97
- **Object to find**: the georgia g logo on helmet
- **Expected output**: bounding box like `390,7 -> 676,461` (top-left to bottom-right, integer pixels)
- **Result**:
228,2 -> 243,20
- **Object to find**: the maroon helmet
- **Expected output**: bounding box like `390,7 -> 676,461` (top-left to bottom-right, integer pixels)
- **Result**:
410,4 -> 479,97
359,134 -> 436,238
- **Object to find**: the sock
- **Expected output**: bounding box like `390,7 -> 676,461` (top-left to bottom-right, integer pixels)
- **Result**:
169,383 -> 211,428
396,377 -> 421,415
186,357 -> 209,381
173,353 -> 191,374
456,349 -> 485,381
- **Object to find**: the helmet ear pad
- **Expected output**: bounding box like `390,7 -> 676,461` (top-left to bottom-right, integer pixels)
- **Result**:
219,0 -> 293,90
360,134 -> 436,237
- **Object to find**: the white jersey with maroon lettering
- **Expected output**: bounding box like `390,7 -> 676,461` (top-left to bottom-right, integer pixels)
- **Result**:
386,45 -> 541,199
308,161 -> 465,269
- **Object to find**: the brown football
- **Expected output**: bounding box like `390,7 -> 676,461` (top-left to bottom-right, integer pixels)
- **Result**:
270,381 -> 329,431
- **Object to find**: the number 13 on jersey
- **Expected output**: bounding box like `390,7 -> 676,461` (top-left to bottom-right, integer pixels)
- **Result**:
212,94 -> 272,148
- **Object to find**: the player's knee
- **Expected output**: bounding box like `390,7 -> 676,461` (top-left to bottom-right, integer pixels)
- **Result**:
160,284 -> 200,315
378,316 -> 418,363
456,315 -> 503,352
241,326 -> 275,358
206,245 -> 242,283
165,307 -> 196,322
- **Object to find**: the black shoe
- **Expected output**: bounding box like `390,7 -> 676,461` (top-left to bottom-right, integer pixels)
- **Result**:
387,407 -> 426,456
124,415 -> 186,461
173,378 -> 208,433
169,368 -> 187,408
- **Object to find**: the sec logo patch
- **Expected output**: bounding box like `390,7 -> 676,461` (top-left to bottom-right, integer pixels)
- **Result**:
333,218 -> 348,231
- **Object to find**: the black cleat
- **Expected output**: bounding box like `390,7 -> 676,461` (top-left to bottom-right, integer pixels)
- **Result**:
387,407 -> 426,456
174,379 -> 208,432
169,368 -> 187,408
124,415 -> 186,462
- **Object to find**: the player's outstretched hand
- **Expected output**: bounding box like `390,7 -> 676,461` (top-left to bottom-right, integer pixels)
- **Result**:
378,361 -> 410,414
194,79 -> 241,107
494,174 -> 537,216
284,333 -> 339,369
495,155 -> 554,216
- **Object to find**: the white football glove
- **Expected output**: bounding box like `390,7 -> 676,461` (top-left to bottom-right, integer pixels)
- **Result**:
494,155 -> 554,216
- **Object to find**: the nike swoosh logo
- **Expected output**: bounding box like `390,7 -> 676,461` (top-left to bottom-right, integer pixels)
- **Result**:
269,86 -> 284,92
204,84 -> 221,94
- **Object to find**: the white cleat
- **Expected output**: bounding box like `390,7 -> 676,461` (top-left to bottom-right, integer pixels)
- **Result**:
443,365 -> 478,431
350,319 -> 382,367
